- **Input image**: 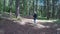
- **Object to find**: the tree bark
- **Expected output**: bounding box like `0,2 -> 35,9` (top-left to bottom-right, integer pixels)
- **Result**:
15,0 -> 20,18
36,0 -> 38,12
52,0 -> 55,18
46,0 -> 50,19
44,0 -> 47,17
3,0 -> 5,12
9,0 -> 13,17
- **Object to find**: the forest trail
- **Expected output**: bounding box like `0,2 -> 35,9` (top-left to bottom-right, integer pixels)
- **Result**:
21,18 -> 57,24
17,18 -> 57,28
0,17 -> 59,34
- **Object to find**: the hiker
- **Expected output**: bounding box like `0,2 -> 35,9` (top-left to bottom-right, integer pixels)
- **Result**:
33,12 -> 37,23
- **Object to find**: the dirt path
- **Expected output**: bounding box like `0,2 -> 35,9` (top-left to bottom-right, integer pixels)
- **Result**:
0,18 -> 57,34
21,18 -> 57,23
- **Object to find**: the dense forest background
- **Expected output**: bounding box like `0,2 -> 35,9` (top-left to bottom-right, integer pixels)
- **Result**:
0,0 -> 60,34
0,0 -> 60,19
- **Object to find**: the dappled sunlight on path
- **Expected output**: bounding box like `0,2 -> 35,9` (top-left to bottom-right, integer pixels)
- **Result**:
0,18 -> 58,34
21,18 -> 57,24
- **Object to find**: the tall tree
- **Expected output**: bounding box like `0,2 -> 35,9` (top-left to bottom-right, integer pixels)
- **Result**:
43,0 -> 47,17
52,0 -> 55,18
3,0 -> 6,12
15,0 -> 20,18
9,0 -> 13,11
52,0 -> 59,18
9,0 -> 13,17
33,0 -> 34,13
36,0 -> 38,12
46,0 -> 50,19
0,0 -> 3,12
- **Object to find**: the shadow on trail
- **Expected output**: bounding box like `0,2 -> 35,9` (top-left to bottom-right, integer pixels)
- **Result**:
0,18 -> 57,34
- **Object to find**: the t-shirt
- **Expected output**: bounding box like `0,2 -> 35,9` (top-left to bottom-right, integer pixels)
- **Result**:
33,13 -> 37,18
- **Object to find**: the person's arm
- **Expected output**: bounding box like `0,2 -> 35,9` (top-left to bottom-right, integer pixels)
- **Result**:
33,14 -> 34,17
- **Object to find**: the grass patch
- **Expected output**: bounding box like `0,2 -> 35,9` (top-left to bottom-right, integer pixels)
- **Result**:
37,16 -> 47,20
54,19 -> 60,24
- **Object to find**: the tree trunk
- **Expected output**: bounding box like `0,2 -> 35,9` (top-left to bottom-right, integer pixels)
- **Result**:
52,0 -> 55,18
9,0 -> 13,17
15,0 -> 20,18
33,0 -> 34,14
46,0 -> 50,19
44,0 -> 47,17
3,0 -> 5,12
36,0 -> 38,12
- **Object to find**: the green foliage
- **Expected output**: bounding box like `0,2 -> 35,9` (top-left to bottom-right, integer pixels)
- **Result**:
0,0 -> 60,20
37,16 -> 47,20
54,19 -> 60,25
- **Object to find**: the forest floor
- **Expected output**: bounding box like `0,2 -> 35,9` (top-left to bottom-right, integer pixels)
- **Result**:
0,12 -> 60,34
0,17 -> 60,34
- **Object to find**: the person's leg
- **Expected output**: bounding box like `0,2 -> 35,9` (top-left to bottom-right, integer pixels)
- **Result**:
34,19 -> 35,23
34,18 -> 36,23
